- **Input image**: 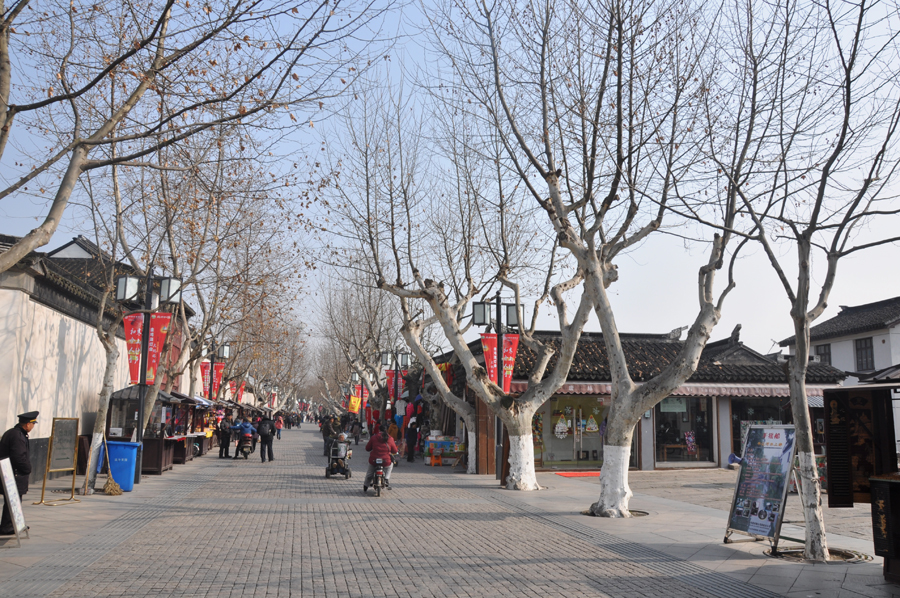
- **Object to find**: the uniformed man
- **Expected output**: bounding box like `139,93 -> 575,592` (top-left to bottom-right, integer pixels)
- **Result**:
0,411 -> 37,535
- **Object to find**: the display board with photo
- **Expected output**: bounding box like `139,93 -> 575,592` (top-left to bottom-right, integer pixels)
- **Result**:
726,425 -> 796,542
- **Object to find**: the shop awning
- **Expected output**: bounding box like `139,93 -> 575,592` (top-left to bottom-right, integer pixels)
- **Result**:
110,386 -> 179,403
508,381 -> 836,398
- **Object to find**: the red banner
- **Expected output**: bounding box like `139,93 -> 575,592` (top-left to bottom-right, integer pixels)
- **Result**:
480,333 -> 498,384
400,370 -> 408,396
124,314 -> 143,384
212,362 -> 224,399
229,380 -> 236,398
502,334 -> 519,393
362,386 -> 369,400
386,370 -> 395,400
201,362 -> 211,396
146,313 -> 172,384
237,381 -> 246,403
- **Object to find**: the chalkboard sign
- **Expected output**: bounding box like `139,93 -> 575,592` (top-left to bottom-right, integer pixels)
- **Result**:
33,418 -> 80,506
0,457 -> 28,546
49,418 -> 78,472
725,425 -> 796,547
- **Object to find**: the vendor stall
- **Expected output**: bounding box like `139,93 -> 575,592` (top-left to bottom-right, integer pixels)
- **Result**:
106,386 -> 180,474
823,383 -> 899,581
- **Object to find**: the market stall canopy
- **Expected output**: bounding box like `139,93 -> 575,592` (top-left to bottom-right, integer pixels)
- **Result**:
110,386 -> 179,404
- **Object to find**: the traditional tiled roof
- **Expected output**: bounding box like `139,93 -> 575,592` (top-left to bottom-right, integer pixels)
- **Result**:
780,296 -> 900,346
435,329 -> 845,387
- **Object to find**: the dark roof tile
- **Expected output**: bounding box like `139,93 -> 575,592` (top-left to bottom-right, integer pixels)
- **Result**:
780,296 -> 900,346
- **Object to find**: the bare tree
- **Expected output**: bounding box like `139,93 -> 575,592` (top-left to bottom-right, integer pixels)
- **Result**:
706,0 -> 900,560
0,0 -> 394,272
323,67 -> 593,487
426,0 -> 744,505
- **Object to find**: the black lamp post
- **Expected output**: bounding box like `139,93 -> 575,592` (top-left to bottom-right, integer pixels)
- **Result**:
472,291 -> 518,388
116,268 -> 181,485
380,350 -> 410,419
208,341 -> 230,402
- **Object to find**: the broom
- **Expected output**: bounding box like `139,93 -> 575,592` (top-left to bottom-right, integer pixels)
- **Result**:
102,436 -> 123,496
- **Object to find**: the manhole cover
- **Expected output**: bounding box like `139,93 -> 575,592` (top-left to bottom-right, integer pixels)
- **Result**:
764,547 -> 872,563
581,509 -> 649,517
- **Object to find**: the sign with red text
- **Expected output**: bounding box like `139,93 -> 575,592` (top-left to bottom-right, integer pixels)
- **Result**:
212,362 -> 224,399
386,370 -> 396,400
502,334 -> 519,393
146,313 -> 172,384
200,362 -> 210,396
480,333 -> 498,384
726,425 -> 796,542
124,314 -> 144,384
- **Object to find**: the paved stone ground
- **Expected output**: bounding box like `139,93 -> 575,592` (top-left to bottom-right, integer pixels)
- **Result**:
0,429 -> 793,598
626,468 -> 875,541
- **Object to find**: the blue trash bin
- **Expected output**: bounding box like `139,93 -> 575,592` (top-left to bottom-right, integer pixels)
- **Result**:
105,441 -> 141,492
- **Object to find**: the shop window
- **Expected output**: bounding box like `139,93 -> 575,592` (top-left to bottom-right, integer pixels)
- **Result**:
815,344 -> 831,366
730,397 -> 791,455
655,397 -> 713,463
855,337 -> 874,371
541,397 -> 610,467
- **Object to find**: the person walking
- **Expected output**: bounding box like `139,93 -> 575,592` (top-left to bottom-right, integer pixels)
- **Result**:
405,417 -> 419,463
275,415 -> 284,440
350,419 -> 362,445
218,414 -> 234,458
363,423 -> 398,493
0,411 -> 37,535
322,415 -> 340,456
257,415 -> 276,463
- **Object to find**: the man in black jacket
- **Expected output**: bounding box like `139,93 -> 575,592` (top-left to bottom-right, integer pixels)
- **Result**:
0,411 -> 37,535
257,415 -> 276,463
218,414 -> 234,458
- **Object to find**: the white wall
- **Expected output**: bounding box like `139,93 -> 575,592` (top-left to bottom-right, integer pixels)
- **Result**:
0,287 -> 129,436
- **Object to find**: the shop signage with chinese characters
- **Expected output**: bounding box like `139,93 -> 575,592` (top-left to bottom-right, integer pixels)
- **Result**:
726,425 -> 796,543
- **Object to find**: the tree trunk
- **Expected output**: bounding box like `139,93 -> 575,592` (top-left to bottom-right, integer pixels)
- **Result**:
84,332 -> 120,493
788,322 -> 830,560
501,407 -> 540,490
592,407 -> 636,517
464,413 -> 477,475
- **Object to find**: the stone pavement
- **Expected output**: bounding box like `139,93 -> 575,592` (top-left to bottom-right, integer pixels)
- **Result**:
0,428 -> 897,598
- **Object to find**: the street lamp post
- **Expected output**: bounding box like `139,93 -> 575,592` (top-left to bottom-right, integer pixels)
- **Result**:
472,292 -> 519,481
472,291 -> 518,387
380,350 -> 410,423
116,267 -> 182,485
208,341 -> 230,402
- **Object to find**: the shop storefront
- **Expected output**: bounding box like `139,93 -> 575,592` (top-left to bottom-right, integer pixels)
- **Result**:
654,397 -> 714,464
533,395 -> 639,469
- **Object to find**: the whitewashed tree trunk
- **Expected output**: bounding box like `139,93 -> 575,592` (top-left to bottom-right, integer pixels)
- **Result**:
466,421 -> 477,475
594,444 -> 633,517
500,406 -> 540,490
85,339 -> 119,493
506,433 -> 539,490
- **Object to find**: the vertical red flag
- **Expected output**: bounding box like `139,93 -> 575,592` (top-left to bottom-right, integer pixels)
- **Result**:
502,334 -> 520,393
237,381 -> 246,403
145,313 -> 172,384
200,362 -> 211,396
400,370 -> 408,396
229,380 -> 236,398
480,333 -> 498,384
123,314 -> 143,384
386,370 -> 396,400
212,362 -> 224,399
